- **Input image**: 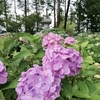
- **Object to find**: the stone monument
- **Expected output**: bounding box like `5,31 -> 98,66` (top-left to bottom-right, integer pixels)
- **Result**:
41,8 -> 52,30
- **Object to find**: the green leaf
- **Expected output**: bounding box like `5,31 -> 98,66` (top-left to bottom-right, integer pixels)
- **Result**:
0,57 -> 6,62
14,47 -> 32,58
84,56 -> 94,64
4,40 -> 17,54
91,95 -> 100,100
85,80 -> 100,97
80,70 -> 95,76
3,89 -> 16,99
19,60 -> 30,71
11,58 -> 22,67
3,35 -> 20,54
61,80 -> 73,99
82,48 -> 88,58
34,49 -> 44,59
73,81 -> 90,99
21,35 -> 33,42
0,90 -> 5,100
73,91 -> 90,98
95,83 -> 100,90
81,41 -> 89,48
0,38 -> 4,50
69,98 -> 76,100
0,79 -> 18,90
72,44 -> 79,51
77,81 -> 89,94
56,96 -> 64,100
85,80 -> 97,96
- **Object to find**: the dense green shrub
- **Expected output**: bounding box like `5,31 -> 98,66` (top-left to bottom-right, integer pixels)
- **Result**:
0,32 -> 100,100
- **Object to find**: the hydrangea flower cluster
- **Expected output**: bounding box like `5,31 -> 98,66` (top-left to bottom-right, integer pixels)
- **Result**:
16,32 -> 83,100
42,44 -> 83,78
64,36 -> 75,45
0,61 -> 8,84
16,64 -> 61,100
42,32 -> 63,48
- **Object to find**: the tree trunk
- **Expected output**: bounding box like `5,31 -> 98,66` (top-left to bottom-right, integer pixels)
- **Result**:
54,0 -> 56,27
86,18 -> 89,31
4,0 -> 8,31
64,0 -> 71,29
65,0 -> 66,14
24,0 -> 27,32
77,0 -> 81,34
35,0 -> 38,32
57,0 -> 60,27
14,0 -> 17,21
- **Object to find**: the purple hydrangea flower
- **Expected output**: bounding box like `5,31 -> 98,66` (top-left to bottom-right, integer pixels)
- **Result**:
0,61 -> 8,84
42,32 -> 63,48
42,45 -> 83,78
16,64 -> 61,100
64,36 -> 75,45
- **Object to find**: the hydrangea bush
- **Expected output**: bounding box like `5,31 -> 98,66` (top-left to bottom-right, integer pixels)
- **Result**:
0,32 -> 100,100
15,33 -> 83,100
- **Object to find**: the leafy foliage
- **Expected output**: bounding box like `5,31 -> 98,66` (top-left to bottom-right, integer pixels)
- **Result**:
0,32 -> 100,100
59,20 -> 75,36
74,0 -> 100,33
0,32 -> 44,99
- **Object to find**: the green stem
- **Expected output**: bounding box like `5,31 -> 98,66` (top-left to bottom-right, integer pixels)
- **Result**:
71,76 -> 75,86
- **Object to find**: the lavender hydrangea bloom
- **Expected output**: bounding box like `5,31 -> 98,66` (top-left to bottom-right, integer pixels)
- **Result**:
0,61 -> 8,84
42,32 -> 63,48
42,45 -> 83,78
16,64 -> 61,100
44,77 -> 61,100
64,36 -> 75,45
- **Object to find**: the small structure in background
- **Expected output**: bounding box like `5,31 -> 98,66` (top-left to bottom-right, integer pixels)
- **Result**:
41,8 -> 52,30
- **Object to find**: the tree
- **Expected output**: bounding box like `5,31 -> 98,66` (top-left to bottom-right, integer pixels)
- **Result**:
74,0 -> 100,33
6,13 -> 23,32
17,0 -> 29,32
22,13 -> 42,34
0,1 -> 4,26
31,0 -> 41,32
13,0 -> 17,21
54,0 -> 56,27
3,0 -> 10,31
77,0 -> 81,34
64,0 -> 71,29
0,0 -> 3,15
24,0 -> 27,32
57,0 -> 60,27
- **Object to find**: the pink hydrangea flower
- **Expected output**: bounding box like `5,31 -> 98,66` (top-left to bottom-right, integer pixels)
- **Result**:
42,32 -> 63,48
64,36 -> 75,45
42,45 -> 83,78
44,77 -> 61,100
16,64 -> 61,100
0,61 -> 8,84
